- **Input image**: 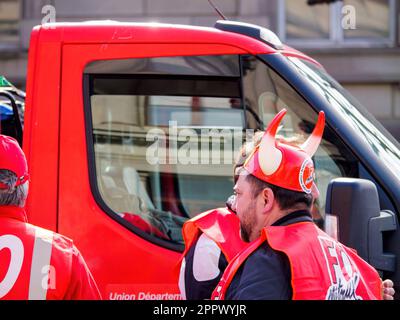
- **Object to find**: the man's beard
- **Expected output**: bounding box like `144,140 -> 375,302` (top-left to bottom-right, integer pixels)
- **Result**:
239,201 -> 257,243
240,224 -> 251,242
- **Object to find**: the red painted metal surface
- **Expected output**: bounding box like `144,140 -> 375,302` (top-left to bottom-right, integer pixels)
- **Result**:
24,26 -> 61,231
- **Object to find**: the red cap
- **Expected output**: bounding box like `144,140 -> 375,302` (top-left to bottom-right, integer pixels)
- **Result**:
0,135 -> 29,189
243,109 -> 325,194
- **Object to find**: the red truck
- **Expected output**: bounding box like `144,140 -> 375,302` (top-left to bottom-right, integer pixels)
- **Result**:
1,20 -> 399,299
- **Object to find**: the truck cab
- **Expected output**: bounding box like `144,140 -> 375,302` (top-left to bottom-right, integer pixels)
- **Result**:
5,20 -> 399,299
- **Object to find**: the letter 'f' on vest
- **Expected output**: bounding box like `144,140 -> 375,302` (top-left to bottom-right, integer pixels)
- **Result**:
212,222 -> 382,300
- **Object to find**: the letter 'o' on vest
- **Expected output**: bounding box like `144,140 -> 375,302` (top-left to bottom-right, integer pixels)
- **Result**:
193,234 -> 221,282
0,235 -> 24,298
178,258 -> 187,300
28,228 -> 54,300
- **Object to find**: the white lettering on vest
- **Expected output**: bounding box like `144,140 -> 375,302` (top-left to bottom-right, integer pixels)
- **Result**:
28,228 -> 54,300
0,234 -> 24,298
318,236 -> 362,300
41,265 -> 56,290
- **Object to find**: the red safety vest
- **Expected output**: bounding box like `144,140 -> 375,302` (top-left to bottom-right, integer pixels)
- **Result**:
212,221 -> 382,300
182,207 -> 247,262
0,206 -> 99,300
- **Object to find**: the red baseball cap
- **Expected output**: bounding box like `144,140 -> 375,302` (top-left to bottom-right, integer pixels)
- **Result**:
243,109 -> 325,194
0,135 -> 29,189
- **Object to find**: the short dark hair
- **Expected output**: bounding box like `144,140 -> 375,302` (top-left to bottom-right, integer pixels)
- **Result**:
245,173 -> 313,210
0,169 -> 28,207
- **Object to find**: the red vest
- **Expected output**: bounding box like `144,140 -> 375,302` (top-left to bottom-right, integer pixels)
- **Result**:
1,206 -> 76,299
212,221 -> 382,300
182,207 -> 247,262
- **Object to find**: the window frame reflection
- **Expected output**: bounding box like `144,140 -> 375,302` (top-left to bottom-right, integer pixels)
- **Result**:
278,0 -> 396,48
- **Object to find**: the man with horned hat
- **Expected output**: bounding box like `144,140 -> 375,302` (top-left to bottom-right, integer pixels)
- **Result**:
179,131 -> 327,299
211,109 -> 384,300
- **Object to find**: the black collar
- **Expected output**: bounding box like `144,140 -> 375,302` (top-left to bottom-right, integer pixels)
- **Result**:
271,209 -> 313,227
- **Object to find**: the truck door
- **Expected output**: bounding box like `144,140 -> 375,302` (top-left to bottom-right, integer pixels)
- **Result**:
58,42 -> 248,299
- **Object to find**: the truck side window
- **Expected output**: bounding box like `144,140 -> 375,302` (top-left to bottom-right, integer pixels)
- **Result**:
85,55 -> 243,246
241,55 -> 359,226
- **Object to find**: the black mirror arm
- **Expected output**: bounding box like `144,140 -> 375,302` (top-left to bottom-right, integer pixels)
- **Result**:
0,91 -> 23,146
369,210 -> 397,274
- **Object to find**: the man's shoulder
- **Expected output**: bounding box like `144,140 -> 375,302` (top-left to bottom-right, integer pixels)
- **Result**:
238,243 -> 290,281
27,223 -> 76,254
1,219 -> 75,255
226,242 -> 292,300
242,242 -> 290,276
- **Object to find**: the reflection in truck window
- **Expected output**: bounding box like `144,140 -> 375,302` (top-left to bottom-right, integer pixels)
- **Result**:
287,56 -> 400,180
241,55 -> 359,225
86,55 -> 244,246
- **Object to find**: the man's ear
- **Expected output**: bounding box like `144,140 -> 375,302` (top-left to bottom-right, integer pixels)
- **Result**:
262,188 -> 275,213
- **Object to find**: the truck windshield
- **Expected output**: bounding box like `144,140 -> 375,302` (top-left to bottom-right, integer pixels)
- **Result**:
287,56 -> 400,179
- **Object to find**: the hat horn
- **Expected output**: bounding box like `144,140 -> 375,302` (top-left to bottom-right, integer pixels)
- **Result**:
301,111 -> 325,157
258,109 -> 286,176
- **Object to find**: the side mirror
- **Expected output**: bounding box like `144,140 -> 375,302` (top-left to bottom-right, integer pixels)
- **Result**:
325,178 -> 397,273
0,91 -> 23,145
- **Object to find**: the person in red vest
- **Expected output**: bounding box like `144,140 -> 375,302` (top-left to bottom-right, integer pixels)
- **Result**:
0,135 -> 101,300
210,109 -> 392,300
178,200 -> 245,300
177,132 -> 267,300
177,132 -> 307,299
179,123 -> 395,300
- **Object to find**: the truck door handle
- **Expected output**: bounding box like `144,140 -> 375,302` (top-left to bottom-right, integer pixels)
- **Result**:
368,210 -> 397,272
